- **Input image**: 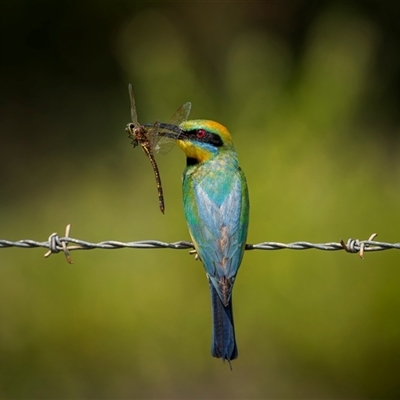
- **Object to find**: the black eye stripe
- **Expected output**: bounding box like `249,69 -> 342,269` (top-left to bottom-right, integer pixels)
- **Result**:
186,129 -> 223,147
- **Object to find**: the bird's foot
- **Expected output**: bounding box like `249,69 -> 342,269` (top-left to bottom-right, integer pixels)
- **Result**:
189,249 -> 200,261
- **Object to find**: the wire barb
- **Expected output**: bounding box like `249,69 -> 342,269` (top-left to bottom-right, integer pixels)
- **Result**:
43,224 -> 75,263
1,225 -> 399,263
340,233 -> 378,259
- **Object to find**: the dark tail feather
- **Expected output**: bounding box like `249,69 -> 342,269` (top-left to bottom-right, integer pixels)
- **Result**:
209,280 -> 238,363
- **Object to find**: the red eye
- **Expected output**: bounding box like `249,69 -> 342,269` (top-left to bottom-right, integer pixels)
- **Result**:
196,129 -> 206,139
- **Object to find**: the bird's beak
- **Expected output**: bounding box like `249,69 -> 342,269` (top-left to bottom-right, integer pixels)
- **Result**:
142,123 -> 183,140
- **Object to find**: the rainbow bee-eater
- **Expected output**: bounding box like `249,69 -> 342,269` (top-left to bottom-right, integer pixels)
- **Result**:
157,119 -> 249,365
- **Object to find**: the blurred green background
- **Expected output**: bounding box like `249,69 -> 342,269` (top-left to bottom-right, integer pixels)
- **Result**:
1,1 -> 400,398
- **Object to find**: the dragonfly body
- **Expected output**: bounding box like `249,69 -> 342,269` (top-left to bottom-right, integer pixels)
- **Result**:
125,84 -> 191,213
126,121 -> 165,213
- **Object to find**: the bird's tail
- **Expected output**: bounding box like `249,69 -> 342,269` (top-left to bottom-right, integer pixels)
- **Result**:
209,279 -> 238,364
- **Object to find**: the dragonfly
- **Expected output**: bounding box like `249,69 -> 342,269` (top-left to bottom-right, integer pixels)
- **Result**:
125,83 -> 191,214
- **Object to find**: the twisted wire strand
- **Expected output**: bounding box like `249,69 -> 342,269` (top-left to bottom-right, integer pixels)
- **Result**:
1,225 -> 399,264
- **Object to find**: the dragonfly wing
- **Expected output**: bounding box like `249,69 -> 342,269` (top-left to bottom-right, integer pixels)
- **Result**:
169,102 -> 192,126
152,129 -> 176,155
151,101 -> 192,154
128,83 -> 139,125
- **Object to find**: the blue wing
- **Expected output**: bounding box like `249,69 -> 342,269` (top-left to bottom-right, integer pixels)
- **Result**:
183,162 -> 249,304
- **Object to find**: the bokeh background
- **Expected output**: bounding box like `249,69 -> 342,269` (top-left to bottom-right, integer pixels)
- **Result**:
1,1 -> 400,398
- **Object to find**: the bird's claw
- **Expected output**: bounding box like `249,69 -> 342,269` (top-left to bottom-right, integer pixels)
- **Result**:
189,249 -> 200,261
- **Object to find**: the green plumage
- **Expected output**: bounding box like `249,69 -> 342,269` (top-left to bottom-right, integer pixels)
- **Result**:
177,120 -> 250,364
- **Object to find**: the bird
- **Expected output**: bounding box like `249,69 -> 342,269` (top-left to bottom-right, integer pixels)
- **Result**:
158,119 -> 250,366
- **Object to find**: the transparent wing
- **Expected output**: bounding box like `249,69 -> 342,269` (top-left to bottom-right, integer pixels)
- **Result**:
128,83 -> 139,125
150,101 -> 192,154
169,102 -> 192,126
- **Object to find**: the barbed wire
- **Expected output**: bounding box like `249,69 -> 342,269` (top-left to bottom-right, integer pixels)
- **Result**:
1,225 -> 399,264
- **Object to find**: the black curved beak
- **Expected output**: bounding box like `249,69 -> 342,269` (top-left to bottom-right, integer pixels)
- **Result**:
143,123 -> 183,139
